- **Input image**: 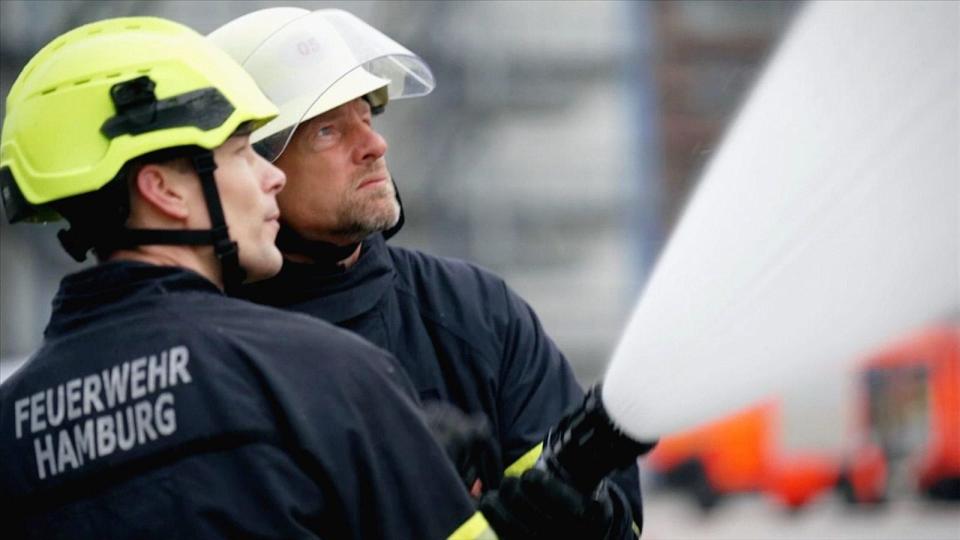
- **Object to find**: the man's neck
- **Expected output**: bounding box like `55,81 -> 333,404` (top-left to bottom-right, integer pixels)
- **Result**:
284,242 -> 363,269
109,246 -> 222,289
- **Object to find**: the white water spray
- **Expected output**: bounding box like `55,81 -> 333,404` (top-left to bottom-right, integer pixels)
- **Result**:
602,0 -> 959,441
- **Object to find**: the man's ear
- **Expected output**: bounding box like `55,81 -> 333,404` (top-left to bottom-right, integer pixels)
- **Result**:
133,163 -> 191,220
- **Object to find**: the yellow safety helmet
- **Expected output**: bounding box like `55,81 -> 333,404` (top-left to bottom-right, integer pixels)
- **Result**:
0,16 -> 278,223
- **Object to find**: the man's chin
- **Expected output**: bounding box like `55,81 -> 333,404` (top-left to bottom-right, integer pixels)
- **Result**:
384,204 -> 401,229
358,202 -> 400,232
242,252 -> 284,284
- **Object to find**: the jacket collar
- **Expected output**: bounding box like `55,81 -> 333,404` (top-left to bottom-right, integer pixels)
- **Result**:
238,233 -> 394,323
44,260 -> 222,340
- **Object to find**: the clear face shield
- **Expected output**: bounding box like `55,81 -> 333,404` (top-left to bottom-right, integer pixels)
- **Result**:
238,9 -> 435,162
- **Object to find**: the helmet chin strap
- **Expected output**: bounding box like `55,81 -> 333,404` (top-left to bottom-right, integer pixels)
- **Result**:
275,178 -> 405,271
190,151 -> 246,289
93,149 -> 246,290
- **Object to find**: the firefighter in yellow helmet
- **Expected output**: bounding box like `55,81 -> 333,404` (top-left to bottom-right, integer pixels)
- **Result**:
0,16 -> 496,539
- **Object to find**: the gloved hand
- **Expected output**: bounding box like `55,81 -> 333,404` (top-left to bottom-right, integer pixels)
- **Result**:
479,468 -> 634,540
420,401 -> 498,496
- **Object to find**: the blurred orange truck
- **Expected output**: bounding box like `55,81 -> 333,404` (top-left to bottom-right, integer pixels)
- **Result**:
646,324 -> 960,509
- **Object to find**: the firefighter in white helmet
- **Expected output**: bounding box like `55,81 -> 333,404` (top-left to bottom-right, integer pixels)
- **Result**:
210,8 -> 645,538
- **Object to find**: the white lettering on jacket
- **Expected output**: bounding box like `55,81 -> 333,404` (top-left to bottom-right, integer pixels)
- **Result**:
11,345 -> 192,480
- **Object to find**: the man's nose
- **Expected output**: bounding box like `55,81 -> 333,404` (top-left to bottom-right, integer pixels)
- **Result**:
353,123 -> 388,164
261,157 -> 286,194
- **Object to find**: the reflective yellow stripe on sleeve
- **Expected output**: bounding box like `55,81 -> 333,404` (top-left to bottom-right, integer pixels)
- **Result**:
503,443 -> 543,477
448,511 -> 498,540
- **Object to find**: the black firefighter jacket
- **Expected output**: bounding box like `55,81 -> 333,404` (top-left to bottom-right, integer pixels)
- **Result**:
241,233 -> 645,534
0,261 -> 480,539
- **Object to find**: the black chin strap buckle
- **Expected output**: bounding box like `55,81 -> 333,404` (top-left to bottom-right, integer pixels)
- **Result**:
211,224 -> 244,288
211,225 -> 239,260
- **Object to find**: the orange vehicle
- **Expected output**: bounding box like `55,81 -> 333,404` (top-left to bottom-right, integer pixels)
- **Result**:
647,324 -> 959,509
839,324 -> 960,503
646,401 -> 774,508
647,400 -> 838,510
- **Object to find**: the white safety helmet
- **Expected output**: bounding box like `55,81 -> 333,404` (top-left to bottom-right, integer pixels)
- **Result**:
208,7 -> 435,161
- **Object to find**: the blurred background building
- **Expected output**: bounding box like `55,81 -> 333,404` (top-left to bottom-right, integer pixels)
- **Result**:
1,1 -> 956,538
0,0 -> 795,382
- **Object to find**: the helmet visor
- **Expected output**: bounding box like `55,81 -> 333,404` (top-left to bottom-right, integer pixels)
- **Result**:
242,9 -> 435,161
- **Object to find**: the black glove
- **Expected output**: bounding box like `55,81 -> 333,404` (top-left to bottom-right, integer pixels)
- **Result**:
420,401 -> 498,494
480,468 -> 634,540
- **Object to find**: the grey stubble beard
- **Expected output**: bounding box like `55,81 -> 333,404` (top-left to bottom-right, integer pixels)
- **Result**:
330,180 -> 400,242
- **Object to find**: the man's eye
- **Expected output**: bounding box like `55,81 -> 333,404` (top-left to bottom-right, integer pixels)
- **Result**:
310,126 -> 340,151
